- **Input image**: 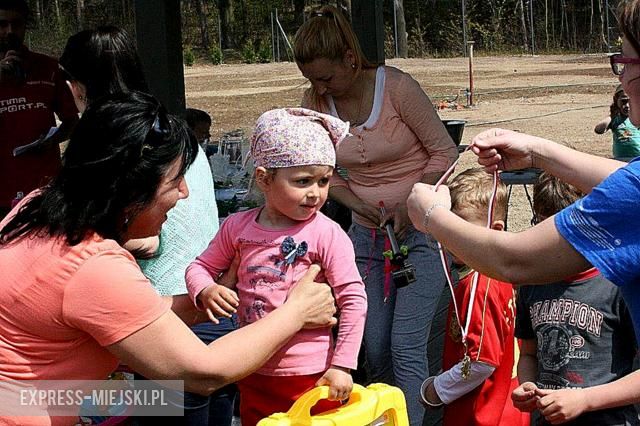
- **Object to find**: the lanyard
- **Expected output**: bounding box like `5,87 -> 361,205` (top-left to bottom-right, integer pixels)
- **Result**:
433,144 -> 499,378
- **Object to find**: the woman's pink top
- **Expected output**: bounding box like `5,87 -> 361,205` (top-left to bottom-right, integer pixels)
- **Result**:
304,66 -> 459,228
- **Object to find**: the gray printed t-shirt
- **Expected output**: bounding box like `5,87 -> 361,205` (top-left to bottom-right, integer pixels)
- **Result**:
516,270 -> 638,425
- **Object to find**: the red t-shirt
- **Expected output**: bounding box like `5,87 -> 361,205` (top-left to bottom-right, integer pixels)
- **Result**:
442,270 -> 527,426
0,48 -> 77,210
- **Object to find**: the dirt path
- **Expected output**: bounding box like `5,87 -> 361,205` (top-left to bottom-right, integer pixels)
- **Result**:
184,54 -> 619,230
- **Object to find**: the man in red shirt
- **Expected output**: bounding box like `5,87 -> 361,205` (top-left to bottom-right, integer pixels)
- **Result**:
0,0 -> 78,217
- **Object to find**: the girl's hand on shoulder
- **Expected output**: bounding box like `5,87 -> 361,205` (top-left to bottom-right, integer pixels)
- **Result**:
511,382 -> 539,412
536,387 -> 588,424
197,284 -> 239,324
315,366 -> 353,401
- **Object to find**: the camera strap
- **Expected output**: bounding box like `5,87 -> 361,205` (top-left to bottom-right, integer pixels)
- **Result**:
434,144 -> 499,379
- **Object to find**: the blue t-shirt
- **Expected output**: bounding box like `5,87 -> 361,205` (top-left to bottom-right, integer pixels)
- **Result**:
556,159 -> 640,340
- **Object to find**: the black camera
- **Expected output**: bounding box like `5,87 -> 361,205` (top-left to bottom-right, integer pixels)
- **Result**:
380,219 -> 417,288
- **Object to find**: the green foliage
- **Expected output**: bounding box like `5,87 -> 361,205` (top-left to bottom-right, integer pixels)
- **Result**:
183,46 -> 195,66
209,46 -> 224,65
257,40 -> 271,63
241,41 -> 257,64
407,24 -> 427,58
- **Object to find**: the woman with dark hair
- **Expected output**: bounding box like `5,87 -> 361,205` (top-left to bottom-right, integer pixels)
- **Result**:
58,27 -> 233,425
58,25 -> 148,109
0,91 -> 336,425
407,0 -> 640,423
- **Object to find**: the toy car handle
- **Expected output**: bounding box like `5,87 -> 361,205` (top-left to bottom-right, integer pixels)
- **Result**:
286,384 -> 366,424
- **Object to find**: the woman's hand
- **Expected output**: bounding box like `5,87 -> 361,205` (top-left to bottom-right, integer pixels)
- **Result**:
471,128 -> 547,172
406,183 -> 451,233
511,382 -> 540,412
380,203 -> 410,241
352,201 -> 382,227
286,264 -> 337,329
315,366 -> 353,401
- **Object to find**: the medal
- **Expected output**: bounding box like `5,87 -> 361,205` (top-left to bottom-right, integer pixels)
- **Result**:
461,353 -> 471,380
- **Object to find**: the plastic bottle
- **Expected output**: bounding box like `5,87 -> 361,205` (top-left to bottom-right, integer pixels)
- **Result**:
11,191 -> 24,208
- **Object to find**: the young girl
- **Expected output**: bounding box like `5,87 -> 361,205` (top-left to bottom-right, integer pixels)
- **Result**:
594,84 -> 640,161
186,108 -> 367,426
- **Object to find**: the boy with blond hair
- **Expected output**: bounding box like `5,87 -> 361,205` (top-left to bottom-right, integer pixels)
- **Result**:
420,168 -> 527,425
512,172 -> 637,425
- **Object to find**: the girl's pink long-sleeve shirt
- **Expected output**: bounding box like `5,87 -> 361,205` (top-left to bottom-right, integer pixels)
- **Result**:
186,208 -> 367,376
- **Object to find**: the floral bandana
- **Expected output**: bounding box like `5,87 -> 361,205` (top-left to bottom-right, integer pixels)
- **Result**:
249,108 -> 350,168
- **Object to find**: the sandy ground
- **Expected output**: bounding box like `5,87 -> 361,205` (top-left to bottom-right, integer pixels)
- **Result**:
184,54 -> 618,231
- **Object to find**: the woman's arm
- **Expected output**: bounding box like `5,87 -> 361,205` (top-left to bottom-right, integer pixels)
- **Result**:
406,183 -> 591,284
108,264 -> 337,396
472,128 -> 625,194
328,185 -> 381,226
594,117 -> 612,134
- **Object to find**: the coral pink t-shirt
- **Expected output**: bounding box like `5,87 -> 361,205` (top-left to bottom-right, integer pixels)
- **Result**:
0,229 -> 170,382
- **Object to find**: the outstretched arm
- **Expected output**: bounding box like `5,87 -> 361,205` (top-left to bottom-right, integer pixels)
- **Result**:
594,117 -> 612,134
472,128 -> 624,194
109,265 -> 337,396
406,184 -> 591,285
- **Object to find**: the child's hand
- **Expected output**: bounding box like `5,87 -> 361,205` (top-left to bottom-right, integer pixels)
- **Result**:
536,387 -> 588,424
196,284 -> 239,324
315,366 -> 353,401
511,382 -> 539,412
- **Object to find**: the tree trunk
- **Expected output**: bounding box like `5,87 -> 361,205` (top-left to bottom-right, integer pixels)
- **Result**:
54,0 -> 62,31
589,0 -> 594,51
194,0 -> 210,50
293,0 -> 305,26
34,0 -> 41,28
218,0 -> 234,49
519,0 -> 529,51
598,0 -> 606,49
545,0 -> 549,49
340,0 -> 352,18
395,0 -> 408,58
76,0 -> 84,30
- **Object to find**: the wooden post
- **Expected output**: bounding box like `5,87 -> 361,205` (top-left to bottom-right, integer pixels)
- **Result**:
351,0 -> 385,65
134,0 -> 186,116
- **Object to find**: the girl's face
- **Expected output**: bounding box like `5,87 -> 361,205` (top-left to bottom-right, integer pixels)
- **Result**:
617,93 -> 631,116
297,51 -> 356,99
258,165 -> 332,228
620,37 -> 640,125
125,157 -> 189,239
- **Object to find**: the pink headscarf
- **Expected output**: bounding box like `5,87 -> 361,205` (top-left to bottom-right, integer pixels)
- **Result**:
249,108 -> 349,169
